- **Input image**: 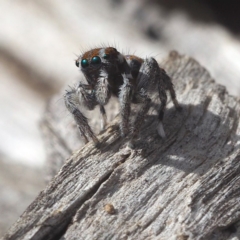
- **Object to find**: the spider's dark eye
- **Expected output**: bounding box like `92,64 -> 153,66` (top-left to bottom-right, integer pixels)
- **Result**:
81,59 -> 89,68
103,54 -> 110,59
75,60 -> 79,67
91,56 -> 101,65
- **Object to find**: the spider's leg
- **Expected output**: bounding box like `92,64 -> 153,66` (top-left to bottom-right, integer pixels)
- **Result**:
169,86 -> 181,111
160,68 -> 181,111
138,57 -> 168,139
64,84 -> 99,145
99,105 -> 107,130
157,82 -> 167,138
131,89 -> 151,142
118,75 -> 133,137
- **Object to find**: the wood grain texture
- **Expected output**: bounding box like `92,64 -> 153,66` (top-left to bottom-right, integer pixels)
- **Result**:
3,52 -> 240,240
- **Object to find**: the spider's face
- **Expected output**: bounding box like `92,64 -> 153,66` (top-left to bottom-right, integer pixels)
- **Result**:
75,47 -> 123,87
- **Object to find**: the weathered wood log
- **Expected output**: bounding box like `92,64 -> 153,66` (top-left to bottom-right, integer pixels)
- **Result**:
3,52 -> 240,240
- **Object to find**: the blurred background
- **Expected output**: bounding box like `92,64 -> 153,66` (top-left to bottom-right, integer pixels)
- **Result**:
1,0 -> 240,236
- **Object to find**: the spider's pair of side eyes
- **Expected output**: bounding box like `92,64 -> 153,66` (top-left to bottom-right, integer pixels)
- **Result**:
75,54 -> 110,68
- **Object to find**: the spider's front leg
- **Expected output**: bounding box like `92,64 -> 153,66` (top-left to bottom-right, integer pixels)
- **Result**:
118,75 -> 151,146
118,75 -> 133,137
64,83 -> 99,145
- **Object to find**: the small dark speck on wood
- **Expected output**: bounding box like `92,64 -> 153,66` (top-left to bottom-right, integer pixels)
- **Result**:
3,52 -> 240,240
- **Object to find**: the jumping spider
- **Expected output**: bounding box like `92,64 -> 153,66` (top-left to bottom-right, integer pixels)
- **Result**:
64,47 -> 181,146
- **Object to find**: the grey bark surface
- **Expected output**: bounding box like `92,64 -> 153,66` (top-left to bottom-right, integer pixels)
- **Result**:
3,52 -> 240,240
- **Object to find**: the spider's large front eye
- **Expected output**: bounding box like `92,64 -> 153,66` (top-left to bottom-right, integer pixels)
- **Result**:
91,56 -> 101,65
81,59 -> 89,68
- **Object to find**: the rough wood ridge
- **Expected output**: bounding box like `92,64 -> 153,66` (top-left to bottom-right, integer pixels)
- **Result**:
3,52 -> 240,240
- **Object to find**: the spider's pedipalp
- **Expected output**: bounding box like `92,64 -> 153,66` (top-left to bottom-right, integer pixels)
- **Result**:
95,70 -> 111,106
77,83 -> 97,110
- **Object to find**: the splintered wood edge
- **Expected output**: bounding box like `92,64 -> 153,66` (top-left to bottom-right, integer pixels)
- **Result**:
4,52 -> 240,240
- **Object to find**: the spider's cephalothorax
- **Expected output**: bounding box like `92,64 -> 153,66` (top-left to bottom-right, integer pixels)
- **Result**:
64,47 -> 181,146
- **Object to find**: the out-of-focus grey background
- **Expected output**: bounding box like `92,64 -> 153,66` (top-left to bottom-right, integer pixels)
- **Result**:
1,0 -> 240,236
